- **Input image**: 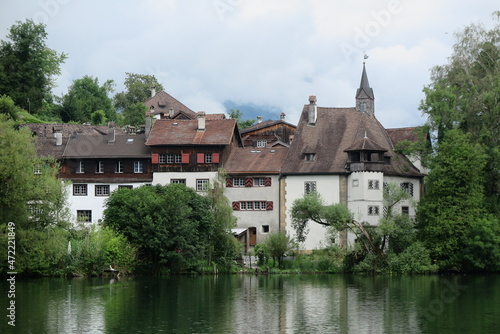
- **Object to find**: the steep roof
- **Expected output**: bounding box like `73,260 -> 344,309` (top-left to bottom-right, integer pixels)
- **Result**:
224,147 -> 289,174
281,106 -> 422,177
63,133 -> 150,158
144,91 -> 197,119
386,127 -> 423,145
356,63 -> 374,99
146,119 -> 241,146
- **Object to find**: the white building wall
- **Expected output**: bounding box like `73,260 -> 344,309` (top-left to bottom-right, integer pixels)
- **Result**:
383,175 -> 421,218
284,175 -> 340,250
153,171 -> 218,189
347,171 -> 384,226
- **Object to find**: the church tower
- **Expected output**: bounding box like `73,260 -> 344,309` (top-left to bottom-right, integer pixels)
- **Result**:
356,63 -> 375,117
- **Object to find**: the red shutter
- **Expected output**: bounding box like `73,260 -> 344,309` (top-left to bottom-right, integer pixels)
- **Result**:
232,201 -> 240,211
212,153 -> 220,164
151,153 -> 159,164
245,177 -> 253,187
266,201 -> 274,211
181,153 -> 190,164
226,178 -> 233,187
264,177 -> 272,187
197,153 -> 205,164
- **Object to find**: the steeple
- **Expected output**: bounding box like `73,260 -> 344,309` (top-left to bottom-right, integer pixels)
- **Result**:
355,63 -> 375,116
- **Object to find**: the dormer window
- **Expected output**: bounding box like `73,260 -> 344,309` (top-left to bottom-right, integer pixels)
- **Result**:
256,140 -> 267,148
305,153 -> 315,162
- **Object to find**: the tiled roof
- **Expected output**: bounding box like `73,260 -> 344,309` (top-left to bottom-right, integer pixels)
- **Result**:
386,127 -> 423,145
146,119 -> 239,146
281,106 -> 422,177
144,91 -> 197,119
240,119 -> 296,134
224,147 -> 289,174
63,133 -> 150,158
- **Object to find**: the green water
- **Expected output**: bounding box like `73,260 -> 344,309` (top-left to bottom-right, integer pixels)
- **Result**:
1,274 -> 499,333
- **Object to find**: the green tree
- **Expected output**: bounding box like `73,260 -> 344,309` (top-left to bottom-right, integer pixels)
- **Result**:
228,109 -> 255,129
0,94 -> 21,120
0,114 -> 68,228
60,75 -> 116,123
264,232 -> 294,268
417,129 -> 498,271
114,73 -> 164,109
103,184 -> 214,274
0,19 -> 67,114
90,110 -> 107,125
122,102 -> 148,127
420,12 -> 500,212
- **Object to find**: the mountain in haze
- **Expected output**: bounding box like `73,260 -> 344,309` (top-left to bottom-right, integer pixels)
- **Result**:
223,100 -> 282,122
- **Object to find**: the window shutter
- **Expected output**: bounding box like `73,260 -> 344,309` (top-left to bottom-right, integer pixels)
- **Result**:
212,153 -> 220,164
197,153 -> 205,164
232,201 -> 240,211
266,201 -> 274,211
151,153 -> 159,164
181,153 -> 190,164
264,177 -> 272,187
245,177 -> 253,187
409,183 -> 414,197
226,178 -> 233,187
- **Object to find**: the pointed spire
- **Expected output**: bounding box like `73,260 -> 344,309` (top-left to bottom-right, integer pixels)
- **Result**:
356,62 -> 374,99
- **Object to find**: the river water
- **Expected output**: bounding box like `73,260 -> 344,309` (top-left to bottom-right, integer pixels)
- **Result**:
1,274 -> 499,333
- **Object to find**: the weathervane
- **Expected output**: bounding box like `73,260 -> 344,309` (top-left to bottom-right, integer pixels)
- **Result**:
363,53 -> 369,64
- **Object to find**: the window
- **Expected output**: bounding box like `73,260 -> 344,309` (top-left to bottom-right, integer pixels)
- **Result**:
402,206 -> 410,215
233,178 -> 245,187
196,179 -> 209,191
368,205 -> 380,216
160,154 -> 182,164
77,210 -> 92,223
352,179 -> 359,187
205,153 -> 212,163
134,161 -> 144,173
368,180 -> 380,190
95,185 -> 110,196
262,225 -> 270,233
115,161 -> 124,173
76,160 -> 84,173
305,153 -> 315,162
253,178 -> 266,186
401,182 -> 414,196
256,140 -> 267,148
73,184 -> 87,196
96,161 -> 104,173
171,179 -> 186,185
304,181 -> 317,194
240,201 -> 267,211
118,185 -> 133,189
33,165 -> 42,174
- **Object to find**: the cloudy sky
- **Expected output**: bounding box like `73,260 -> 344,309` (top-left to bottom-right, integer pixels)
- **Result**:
1,0 -> 498,128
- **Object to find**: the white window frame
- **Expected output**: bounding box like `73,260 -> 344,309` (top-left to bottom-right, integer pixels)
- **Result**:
253,178 -> 266,186
205,153 -> 212,163
95,185 -> 110,197
233,178 -> 245,187
134,161 -> 144,173
171,179 -> 186,185
196,179 -> 209,192
76,160 -> 84,174
73,184 -> 88,196
256,140 -> 267,148
116,161 -> 124,173
239,201 -> 267,211
77,210 -> 92,223
33,165 -> 42,174
96,160 -> 104,173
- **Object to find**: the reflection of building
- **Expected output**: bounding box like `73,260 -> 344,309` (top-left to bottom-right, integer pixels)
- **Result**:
281,64 -> 424,249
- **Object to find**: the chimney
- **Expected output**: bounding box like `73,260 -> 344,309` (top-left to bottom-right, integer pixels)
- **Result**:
257,116 -> 262,124
280,112 -> 286,121
169,108 -> 175,119
151,86 -> 156,98
108,127 -> 115,143
54,132 -> 62,146
308,95 -> 317,125
145,116 -> 152,138
197,111 -> 206,131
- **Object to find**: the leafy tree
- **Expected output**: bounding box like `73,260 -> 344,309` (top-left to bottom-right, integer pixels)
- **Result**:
122,102 -> 148,127
91,110 -> 107,125
0,19 -> 67,114
0,94 -> 21,120
114,73 -> 164,110
417,129 -> 498,271
228,109 -> 255,129
103,184 -> 214,274
420,12 -> 500,212
0,114 -> 69,228
60,75 -> 116,123
264,232 -> 294,268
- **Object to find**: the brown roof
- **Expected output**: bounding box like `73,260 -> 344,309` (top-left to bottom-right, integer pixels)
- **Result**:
344,136 -> 388,152
281,106 -> 422,177
386,127 -> 423,145
144,91 -> 197,119
240,119 -> 296,134
146,119 -> 240,146
224,147 -> 289,174
63,133 -> 150,158
205,113 -> 226,120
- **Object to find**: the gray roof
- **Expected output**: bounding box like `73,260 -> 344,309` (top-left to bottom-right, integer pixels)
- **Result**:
356,63 -> 374,99
63,133 -> 150,158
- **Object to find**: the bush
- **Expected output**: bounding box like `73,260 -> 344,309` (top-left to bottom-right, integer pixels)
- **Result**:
388,241 -> 438,274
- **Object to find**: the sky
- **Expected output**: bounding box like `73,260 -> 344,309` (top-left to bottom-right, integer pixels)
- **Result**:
0,0 -> 498,128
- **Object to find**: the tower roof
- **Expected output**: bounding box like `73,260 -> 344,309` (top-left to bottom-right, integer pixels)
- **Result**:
356,63 -> 374,99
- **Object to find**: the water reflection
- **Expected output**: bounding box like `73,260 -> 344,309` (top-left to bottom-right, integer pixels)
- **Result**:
1,274 -> 499,333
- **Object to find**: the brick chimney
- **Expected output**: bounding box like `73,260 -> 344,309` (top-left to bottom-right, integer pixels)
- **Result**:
308,95 -> 317,125
197,111 -> 206,131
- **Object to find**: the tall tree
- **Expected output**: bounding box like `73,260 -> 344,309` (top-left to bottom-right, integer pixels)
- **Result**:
417,129 -> 499,271
114,73 -> 164,109
0,20 -> 67,114
420,12 -> 500,211
59,75 -> 116,123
